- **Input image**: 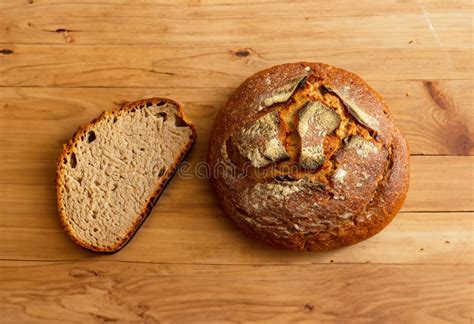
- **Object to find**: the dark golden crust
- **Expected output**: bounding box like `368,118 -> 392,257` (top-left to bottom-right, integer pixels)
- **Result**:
56,97 -> 196,253
208,63 -> 410,251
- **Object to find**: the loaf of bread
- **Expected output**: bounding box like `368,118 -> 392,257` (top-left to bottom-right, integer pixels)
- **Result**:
208,63 -> 409,251
56,98 -> 196,252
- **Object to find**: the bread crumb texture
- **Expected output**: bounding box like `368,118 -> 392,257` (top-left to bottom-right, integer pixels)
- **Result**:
57,101 -> 194,251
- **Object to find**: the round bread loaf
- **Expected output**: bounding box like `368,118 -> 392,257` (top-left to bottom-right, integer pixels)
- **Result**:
208,62 -> 409,251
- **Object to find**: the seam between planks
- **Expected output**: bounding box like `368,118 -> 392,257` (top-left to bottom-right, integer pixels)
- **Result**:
0,80 -> 472,90
0,258 -> 471,267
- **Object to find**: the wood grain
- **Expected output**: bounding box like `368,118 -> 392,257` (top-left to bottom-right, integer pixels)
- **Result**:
1,156 -> 473,215
0,81 -> 472,157
0,0 -> 472,322
0,45 -> 472,89
0,0 -> 471,48
0,207 -> 472,263
1,261 -> 472,323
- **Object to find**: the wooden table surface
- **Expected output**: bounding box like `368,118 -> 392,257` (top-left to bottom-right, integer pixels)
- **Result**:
1,0 -> 473,322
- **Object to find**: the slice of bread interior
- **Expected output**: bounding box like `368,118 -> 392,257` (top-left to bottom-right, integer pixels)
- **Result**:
56,98 -> 196,252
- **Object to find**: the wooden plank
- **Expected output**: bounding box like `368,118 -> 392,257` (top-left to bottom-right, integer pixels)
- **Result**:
0,210 -> 471,264
1,156 -> 473,213
0,82 -> 472,157
0,0 -> 471,48
1,261 -> 472,323
0,1 -> 471,322
0,45 -> 471,89
417,0 -> 473,48
0,1 -> 471,48
404,156 -> 474,211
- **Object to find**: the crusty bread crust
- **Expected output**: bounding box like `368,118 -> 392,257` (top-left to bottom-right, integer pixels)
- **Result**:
208,62 -> 410,251
56,97 -> 196,253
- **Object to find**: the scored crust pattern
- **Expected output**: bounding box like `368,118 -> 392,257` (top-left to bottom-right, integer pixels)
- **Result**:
208,62 -> 410,251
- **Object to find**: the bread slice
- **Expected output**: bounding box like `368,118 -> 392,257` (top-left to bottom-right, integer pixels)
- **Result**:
56,98 -> 196,252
